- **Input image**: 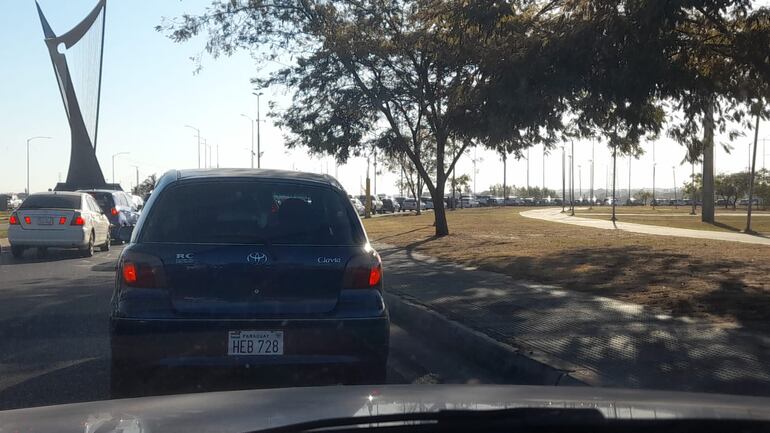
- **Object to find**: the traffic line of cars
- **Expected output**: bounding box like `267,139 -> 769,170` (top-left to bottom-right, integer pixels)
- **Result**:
6,189 -> 144,258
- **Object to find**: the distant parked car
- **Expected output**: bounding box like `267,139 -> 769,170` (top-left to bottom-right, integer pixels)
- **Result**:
421,198 -> 434,210
8,192 -> 111,258
381,198 -> 400,213
78,189 -> 138,242
476,195 -> 492,207
488,197 -> 505,206
358,195 -> 383,214
350,197 -> 365,216
401,198 -> 418,211
504,197 -> 522,206
460,196 -> 479,208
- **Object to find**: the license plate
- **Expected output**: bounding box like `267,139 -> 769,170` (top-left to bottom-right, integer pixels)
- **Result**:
228,330 -> 284,355
38,217 -> 53,225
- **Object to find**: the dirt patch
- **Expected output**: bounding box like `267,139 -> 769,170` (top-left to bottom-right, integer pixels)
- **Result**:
364,207 -> 770,332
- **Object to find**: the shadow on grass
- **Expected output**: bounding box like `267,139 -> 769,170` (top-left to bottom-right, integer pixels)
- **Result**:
372,225 -> 435,243
379,241 -> 770,395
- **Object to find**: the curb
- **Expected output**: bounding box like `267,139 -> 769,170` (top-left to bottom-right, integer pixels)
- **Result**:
384,291 -> 590,387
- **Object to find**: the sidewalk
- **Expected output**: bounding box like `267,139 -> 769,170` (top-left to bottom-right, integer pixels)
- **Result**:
521,208 -> 770,246
377,242 -> 770,396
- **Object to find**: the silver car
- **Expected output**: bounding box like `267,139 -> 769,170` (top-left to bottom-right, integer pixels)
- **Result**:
7,192 -> 111,258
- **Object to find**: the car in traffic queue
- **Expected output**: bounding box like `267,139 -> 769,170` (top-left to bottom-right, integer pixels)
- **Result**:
78,189 -> 138,242
7,192 -> 111,258
401,198 -> 418,211
110,169 -> 389,396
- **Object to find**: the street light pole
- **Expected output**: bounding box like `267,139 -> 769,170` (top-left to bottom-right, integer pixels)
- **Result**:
254,92 -> 264,169
570,140 -> 575,216
111,152 -> 129,186
652,140 -> 656,208
590,139 -> 595,207
628,156 -> 632,205
184,125 -> 201,168
241,113 -> 255,168
26,136 -> 52,195
673,166 -> 678,207
131,165 -> 139,192
561,145 -> 565,212
578,164 -> 582,200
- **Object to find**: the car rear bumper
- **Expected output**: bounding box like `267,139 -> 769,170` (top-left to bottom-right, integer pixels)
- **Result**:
8,226 -> 89,248
110,316 -> 390,369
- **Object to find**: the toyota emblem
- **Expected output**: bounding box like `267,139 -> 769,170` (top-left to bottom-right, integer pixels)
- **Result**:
247,252 -> 268,265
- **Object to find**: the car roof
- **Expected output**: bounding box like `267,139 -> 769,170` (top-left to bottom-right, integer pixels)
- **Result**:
77,189 -> 123,194
173,168 -> 344,190
30,191 -> 83,197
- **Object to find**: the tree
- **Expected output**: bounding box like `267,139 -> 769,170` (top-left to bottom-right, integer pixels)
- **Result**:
159,0 -> 572,236
633,189 -> 652,206
715,171 -> 751,209
451,174 -> 471,197
132,174 -> 157,200
682,172 -> 703,209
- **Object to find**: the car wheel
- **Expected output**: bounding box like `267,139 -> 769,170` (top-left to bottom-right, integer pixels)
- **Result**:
37,247 -> 48,258
100,234 -> 111,252
11,245 -> 24,259
82,232 -> 94,257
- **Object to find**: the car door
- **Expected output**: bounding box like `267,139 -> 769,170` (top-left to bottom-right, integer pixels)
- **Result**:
86,195 -> 108,244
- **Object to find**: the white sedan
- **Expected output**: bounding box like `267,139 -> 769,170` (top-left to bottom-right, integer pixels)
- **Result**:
8,192 -> 111,258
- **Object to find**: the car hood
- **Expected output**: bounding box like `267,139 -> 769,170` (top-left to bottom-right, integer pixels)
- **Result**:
1,385 -> 769,433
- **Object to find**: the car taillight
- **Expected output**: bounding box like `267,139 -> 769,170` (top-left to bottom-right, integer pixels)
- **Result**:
59,216 -> 67,225
120,250 -> 167,288
9,214 -> 20,225
24,216 -> 31,225
343,249 -> 383,289
70,213 -> 85,226
111,207 -> 119,216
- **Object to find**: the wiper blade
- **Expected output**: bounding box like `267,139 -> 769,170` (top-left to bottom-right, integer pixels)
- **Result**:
250,408 -> 604,433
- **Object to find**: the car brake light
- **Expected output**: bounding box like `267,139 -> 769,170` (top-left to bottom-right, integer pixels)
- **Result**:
70,213 -> 85,226
120,251 -> 167,288
111,207 -> 119,216
59,216 -> 67,225
24,216 -> 31,225
9,214 -> 20,225
343,250 -> 383,289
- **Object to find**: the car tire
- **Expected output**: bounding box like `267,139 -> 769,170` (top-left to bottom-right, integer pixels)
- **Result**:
100,234 -> 111,252
82,232 -> 94,257
11,245 -> 24,259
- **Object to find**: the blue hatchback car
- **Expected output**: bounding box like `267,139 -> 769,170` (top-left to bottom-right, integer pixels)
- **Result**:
109,169 -> 389,396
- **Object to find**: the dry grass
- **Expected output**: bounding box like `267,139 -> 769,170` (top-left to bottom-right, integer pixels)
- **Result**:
579,211 -> 770,235
364,207 -> 770,331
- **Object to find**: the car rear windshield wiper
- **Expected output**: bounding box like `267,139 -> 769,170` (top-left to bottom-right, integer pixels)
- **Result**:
248,408 -> 770,433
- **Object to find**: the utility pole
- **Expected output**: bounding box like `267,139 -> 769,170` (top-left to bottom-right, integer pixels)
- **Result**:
184,125 -> 201,168
241,113 -> 255,168
578,164 -> 582,201
570,140 -> 575,216
526,147 -> 530,191
746,110 -> 761,233
652,140 -> 656,208
373,148 -> 377,196
673,166 -> 678,207
216,144 -> 220,168
542,145 -> 546,196
365,156 -> 371,218
588,139 -> 596,209
561,145 -> 565,212
611,144 -> 617,222
254,92 -> 264,168
503,152 -> 508,200
26,136 -> 52,195
131,165 -> 139,191
111,152 -> 129,186
628,156 -> 632,205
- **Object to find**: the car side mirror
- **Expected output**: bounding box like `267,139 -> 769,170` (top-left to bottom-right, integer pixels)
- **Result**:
118,226 -> 134,243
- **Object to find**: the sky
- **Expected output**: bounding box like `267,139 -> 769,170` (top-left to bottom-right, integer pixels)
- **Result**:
1,0 -> 768,197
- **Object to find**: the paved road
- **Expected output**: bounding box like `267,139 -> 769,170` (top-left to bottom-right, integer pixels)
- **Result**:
0,246 -> 505,411
522,207 -> 770,246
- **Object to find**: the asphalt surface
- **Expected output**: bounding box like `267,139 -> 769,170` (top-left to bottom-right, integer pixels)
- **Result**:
0,244 -> 504,411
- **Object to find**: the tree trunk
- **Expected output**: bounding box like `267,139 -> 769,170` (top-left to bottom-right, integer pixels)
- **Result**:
702,102 -> 715,223
432,184 -> 449,236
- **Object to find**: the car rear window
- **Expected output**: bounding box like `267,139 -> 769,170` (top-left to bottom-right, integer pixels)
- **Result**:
141,181 -> 362,245
85,192 -> 115,212
19,194 -> 81,210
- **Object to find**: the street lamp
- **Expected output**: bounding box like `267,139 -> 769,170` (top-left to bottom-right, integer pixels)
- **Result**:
241,113 -> 255,168
26,136 -> 52,195
184,125 -> 201,168
112,152 -> 130,185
